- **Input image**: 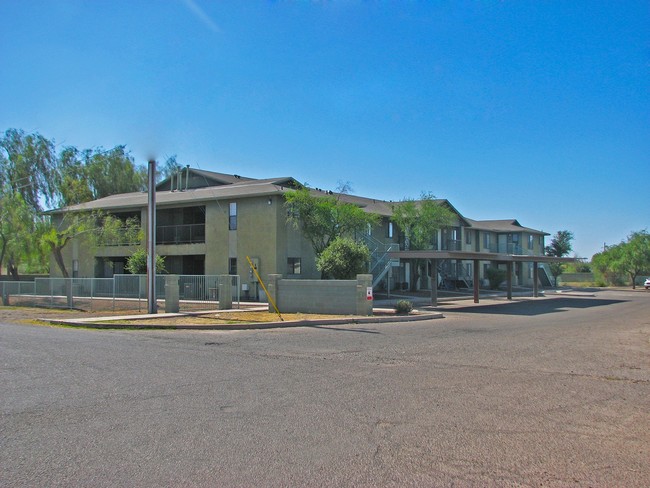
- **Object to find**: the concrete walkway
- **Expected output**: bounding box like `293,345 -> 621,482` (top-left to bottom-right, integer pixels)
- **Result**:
43,306 -> 444,330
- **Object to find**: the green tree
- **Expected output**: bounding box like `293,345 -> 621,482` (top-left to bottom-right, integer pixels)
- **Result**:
0,192 -> 37,278
592,246 -> 624,286
316,237 -> 370,279
619,230 -> 650,289
391,193 -> 455,290
124,248 -> 166,275
40,212 -> 142,278
58,145 -> 147,204
545,230 -> 574,257
285,186 -> 378,257
594,231 -> 650,289
0,128 -> 57,211
157,155 -> 183,182
545,230 -> 574,286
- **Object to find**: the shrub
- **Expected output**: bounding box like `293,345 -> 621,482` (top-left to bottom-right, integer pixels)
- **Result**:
125,248 -> 166,274
485,267 -> 507,290
395,299 -> 413,315
316,237 -> 370,279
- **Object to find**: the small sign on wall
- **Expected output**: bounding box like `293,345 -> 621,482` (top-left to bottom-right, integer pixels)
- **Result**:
366,287 -> 373,301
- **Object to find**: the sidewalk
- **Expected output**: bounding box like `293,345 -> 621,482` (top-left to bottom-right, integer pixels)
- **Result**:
42,305 -> 444,330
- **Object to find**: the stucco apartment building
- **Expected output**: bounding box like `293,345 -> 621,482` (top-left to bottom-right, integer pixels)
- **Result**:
49,168 -> 550,297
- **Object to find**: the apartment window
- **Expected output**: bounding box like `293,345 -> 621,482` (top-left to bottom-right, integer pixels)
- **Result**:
287,257 -> 301,275
387,222 -> 394,239
483,233 -> 491,249
528,235 -> 534,250
539,236 -> 544,249
465,230 -> 472,245
229,202 -> 237,230
228,258 -> 237,275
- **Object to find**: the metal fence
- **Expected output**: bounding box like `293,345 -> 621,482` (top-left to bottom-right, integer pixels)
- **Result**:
0,274 -> 240,312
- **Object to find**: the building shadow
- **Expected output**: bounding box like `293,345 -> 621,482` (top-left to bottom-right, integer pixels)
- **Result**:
435,297 -> 627,316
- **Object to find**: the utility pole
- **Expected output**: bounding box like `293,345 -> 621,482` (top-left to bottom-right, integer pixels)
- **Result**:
147,159 -> 157,314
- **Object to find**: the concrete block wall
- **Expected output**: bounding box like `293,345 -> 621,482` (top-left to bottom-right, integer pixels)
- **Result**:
268,274 -> 373,316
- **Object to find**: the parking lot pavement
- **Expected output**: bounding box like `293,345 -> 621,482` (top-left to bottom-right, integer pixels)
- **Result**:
1,289 -> 649,487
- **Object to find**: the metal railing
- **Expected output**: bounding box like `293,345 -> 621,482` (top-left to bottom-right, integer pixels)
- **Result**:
0,274 -> 240,312
156,224 -> 206,245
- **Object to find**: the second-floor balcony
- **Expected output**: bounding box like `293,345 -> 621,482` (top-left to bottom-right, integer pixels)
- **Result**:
156,223 -> 206,245
99,226 -> 142,247
441,239 -> 462,251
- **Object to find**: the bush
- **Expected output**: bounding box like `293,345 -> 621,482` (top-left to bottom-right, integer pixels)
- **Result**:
395,299 -> 413,315
125,248 -> 166,274
485,267 -> 507,290
316,237 -> 370,279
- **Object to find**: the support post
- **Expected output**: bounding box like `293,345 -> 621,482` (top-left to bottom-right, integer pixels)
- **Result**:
217,275 -> 233,310
164,275 -> 179,313
533,262 -> 539,297
430,259 -> 438,307
473,260 -> 480,303
506,262 -> 513,300
147,159 -> 157,314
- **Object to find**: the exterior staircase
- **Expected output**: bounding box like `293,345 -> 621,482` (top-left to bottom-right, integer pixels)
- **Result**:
538,263 -> 553,287
360,235 -> 399,288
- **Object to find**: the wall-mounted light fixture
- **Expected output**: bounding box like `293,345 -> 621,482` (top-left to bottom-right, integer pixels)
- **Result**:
268,198 -> 272,205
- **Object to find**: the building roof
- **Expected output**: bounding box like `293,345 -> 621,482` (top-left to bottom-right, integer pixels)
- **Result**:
48,168 -> 547,235
465,218 -> 549,236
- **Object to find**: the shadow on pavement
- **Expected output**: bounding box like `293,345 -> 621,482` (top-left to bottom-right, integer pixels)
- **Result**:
438,297 -> 627,316
312,325 -> 381,334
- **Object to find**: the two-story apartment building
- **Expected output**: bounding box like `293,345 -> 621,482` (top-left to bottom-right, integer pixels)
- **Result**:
49,168 -> 551,297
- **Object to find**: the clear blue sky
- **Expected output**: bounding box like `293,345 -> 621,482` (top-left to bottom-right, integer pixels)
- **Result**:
1,0 -> 648,259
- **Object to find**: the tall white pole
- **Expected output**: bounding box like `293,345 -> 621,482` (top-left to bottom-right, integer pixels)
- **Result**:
147,160 -> 157,314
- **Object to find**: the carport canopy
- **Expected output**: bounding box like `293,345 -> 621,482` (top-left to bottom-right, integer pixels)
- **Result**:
387,250 -> 577,305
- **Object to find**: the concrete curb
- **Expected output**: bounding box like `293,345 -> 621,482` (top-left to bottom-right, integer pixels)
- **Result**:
42,311 -> 444,330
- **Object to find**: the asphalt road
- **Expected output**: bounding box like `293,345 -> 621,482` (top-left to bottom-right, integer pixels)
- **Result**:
1,290 -> 649,487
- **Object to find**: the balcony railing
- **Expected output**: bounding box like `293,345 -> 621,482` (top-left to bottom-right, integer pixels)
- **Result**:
156,224 -> 205,245
99,226 -> 142,247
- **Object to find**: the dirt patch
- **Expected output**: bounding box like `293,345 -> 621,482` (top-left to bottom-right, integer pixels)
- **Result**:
97,311 -> 357,326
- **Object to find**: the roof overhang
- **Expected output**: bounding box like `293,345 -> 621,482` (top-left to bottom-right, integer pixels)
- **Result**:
388,250 -> 577,263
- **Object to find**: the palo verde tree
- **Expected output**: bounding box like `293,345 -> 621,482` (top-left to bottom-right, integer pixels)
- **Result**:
592,230 -> 650,288
39,212 -> 143,278
391,193 -> 455,290
285,186 -> 378,257
545,230 -> 574,286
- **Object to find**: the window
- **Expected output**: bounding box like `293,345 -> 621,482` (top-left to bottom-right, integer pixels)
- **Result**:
388,222 -> 394,239
528,235 -> 534,250
228,258 -> 237,275
229,202 -> 237,230
465,230 -> 472,245
483,233 -> 491,249
287,257 -> 301,275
